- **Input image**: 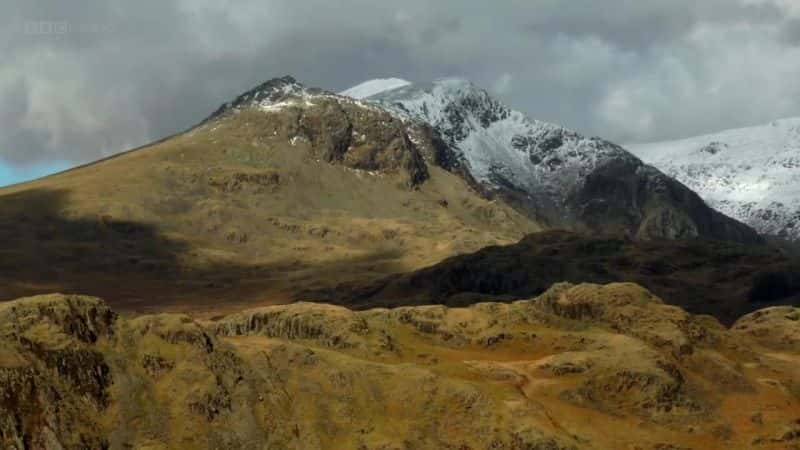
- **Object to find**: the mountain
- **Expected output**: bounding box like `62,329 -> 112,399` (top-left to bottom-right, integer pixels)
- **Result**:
628,118 -> 800,241
5,285 -> 800,449
343,78 -> 763,244
0,76 -> 539,313
4,76 -> 800,450
321,230 -> 800,325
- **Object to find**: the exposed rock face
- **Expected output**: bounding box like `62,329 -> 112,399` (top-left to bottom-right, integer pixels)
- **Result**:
0,295 -> 116,450
205,76 -> 449,189
2,286 -> 800,449
215,302 -> 369,349
534,283 -> 722,355
347,78 -> 763,243
0,293 -> 116,343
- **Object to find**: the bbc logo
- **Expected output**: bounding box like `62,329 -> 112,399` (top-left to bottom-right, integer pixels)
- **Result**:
25,21 -> 69,35
22,21 -> 114,35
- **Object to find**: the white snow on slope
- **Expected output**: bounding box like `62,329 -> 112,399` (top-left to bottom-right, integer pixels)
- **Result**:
628,118 -> 800,239
340,78 -> 411,100
358,77 -> 638,208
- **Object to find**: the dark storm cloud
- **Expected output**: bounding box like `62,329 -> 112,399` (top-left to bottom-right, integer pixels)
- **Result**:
2,0 -> 800,165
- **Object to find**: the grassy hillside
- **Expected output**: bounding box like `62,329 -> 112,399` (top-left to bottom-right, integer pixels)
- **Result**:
0,102 -> 538,315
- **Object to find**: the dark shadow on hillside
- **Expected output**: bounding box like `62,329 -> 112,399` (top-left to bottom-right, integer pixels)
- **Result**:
0,188 -> 410,314
0,188 -> 189,280
318,231 -> 800,325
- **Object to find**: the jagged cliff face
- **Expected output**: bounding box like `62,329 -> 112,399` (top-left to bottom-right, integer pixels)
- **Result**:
345,79 -> 763,244
0,77 -> 538,312
3,286 -> 800,449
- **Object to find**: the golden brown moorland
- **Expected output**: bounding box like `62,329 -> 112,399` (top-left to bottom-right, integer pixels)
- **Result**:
3,283 -> 800,449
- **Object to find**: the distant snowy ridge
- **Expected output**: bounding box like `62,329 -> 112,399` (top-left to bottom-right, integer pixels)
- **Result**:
628,118 -> 800,240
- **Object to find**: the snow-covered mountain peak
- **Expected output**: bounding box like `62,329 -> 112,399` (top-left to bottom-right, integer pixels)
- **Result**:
628,118 -> 800,239
358,78 -> 638,201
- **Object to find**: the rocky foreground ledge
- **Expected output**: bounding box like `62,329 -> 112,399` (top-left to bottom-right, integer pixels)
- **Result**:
2,284 -> 800,449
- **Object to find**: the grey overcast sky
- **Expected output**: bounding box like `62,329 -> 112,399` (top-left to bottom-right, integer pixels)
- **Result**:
2,0 -> 800,168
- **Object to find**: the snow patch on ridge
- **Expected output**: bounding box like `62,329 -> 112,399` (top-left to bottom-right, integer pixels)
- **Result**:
207,75 -> 392,121
340,78 -> 412,99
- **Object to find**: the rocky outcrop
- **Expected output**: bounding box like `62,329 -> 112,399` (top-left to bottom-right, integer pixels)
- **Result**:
0,293 -> 116,343
204,76 -> 442,189
214,302 -> 369,349
0,294 -> 115,450
534,283 -> 723,356
731,306 -> 800,351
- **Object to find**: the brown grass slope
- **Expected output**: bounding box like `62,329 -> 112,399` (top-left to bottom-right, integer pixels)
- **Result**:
3,284 -> 800,449
0,87 -> 538,314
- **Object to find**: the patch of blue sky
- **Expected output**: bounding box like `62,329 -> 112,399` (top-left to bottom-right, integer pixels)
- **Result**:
0,158 -> 74,187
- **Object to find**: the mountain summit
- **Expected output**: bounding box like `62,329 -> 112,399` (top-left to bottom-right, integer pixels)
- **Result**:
343,78 -> 762,244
